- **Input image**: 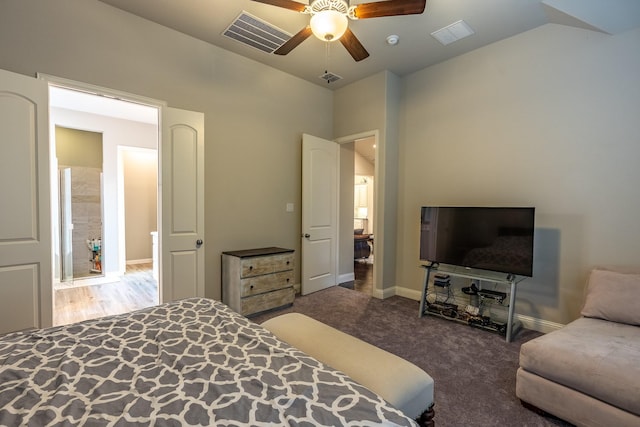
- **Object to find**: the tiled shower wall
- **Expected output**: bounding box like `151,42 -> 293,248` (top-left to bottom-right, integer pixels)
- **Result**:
62,165 -> 102,279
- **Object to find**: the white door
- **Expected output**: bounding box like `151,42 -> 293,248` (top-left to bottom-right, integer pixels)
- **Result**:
301,134 -> 338,295
160,107 -> 205,302
0,69 -> 52,334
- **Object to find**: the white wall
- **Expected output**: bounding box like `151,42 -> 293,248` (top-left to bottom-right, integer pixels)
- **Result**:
397,24 -> 640,324
0,0 -> 333,300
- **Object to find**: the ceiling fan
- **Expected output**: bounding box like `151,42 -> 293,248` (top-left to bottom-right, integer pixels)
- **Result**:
251,0 -> 427,62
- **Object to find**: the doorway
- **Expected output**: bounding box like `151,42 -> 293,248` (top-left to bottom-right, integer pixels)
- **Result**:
49,85 -> 160,325
55,127 -> 104,284
353,137 -> 375,294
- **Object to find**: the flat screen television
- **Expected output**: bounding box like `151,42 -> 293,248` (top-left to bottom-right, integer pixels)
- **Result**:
420,206 -> 535,277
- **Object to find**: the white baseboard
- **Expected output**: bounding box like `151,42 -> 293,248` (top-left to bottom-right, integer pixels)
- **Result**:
372,286 -> 397,299
338,273 -> 355,284
394,286 -> 423,301
58,273 -> 120,288
126,258 -> 152,265
515,314 -> 564,334
393,285 -> 564,334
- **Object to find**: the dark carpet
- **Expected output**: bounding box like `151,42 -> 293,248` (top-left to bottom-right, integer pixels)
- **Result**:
252,286 -> 573,427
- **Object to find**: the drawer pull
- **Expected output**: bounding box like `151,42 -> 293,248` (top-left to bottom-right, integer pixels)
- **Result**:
249,266 -> 253,270
286,278 -> 290,282
286,261 -> 290,265
250,285 -> 254,289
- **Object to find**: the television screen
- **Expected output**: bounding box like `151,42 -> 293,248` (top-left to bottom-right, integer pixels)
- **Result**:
420,206 -> 535,277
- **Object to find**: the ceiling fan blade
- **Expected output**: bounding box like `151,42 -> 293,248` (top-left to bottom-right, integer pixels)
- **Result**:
340,28 -> 369,62
274,26 -> 313,55
353,0 -> 426,19
250,0 -> 307,12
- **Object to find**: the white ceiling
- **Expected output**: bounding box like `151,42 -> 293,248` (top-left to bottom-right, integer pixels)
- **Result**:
97,0 -> 552,89
50,86 -> 159,125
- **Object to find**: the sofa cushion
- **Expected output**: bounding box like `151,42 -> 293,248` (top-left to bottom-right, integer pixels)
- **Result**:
519,317 -> 640,415
581,269 -> 640,325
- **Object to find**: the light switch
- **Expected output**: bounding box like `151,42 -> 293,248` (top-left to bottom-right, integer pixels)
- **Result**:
286,203 -> 294,212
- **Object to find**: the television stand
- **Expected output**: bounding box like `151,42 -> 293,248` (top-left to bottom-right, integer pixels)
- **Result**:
418,264 -> 526,342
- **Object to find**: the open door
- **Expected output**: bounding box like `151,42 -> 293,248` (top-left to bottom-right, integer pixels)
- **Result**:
0,69 -> 52,334
301,134 -> 338,295
160,107 -> 205,301
0,70 -> 205,334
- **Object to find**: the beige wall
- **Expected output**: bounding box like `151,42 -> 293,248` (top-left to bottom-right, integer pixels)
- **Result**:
397,24 -> 640,324
3,1 -> 639,327
354,150 -> 374,176
55,127 -> 103,168
0,0 -> 333,300
334,71 -> 401,297
123,150 -> 157,262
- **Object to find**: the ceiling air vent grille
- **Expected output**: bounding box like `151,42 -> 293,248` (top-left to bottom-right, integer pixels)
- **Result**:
223,12 -> 291,54
319,71 -> 342,84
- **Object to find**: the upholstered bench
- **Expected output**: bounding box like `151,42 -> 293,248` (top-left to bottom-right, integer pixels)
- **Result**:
262,313 -> 435,426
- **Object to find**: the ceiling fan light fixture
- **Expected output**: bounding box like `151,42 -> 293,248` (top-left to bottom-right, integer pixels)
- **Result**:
310,10 -> 348,41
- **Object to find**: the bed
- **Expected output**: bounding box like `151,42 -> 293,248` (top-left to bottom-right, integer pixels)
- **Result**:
0,297 -> 418,426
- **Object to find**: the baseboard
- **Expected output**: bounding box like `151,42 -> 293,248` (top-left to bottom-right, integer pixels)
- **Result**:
338,273 -> 355,284
59,273 -> 120,289
393,285 -> 565,334
515,314 -> 564,334
394,286 -> 423,301
372,286 -> 398,300
126,258 -> 152,265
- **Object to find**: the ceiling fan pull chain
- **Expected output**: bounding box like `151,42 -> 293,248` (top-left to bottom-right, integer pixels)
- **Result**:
324,41 -> 331,80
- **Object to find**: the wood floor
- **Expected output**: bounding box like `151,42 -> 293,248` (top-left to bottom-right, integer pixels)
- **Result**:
54,260 -> 371,326
53,263 -> 158,326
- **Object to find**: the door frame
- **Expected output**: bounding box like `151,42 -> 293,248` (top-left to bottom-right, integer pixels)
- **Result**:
335,130 -> 383,298
39,73 -> 166,315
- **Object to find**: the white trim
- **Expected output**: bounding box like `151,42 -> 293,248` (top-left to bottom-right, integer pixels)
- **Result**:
40,73 -> 164,318
37,74 -> 166,109
126,258 -> 153,265
56,273 -> 120,289
515,314 -> 564,334
373,285 -> 396,300
394,286 -> 423,301
338,272 -> 355,283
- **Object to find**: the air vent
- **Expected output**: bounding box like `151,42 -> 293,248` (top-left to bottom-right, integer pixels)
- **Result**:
223,12 -> 291,54
319,71 -> 342,84
431,20 -> 475,46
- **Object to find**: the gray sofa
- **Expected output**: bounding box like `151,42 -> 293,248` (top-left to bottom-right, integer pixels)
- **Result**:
516,268 -> 640,427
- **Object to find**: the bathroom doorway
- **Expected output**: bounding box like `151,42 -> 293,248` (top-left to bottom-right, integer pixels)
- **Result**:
49,85 -> 160,325
56,126 -> 104,283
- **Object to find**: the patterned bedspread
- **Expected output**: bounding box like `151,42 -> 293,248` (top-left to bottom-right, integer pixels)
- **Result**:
0,298 -> 416,426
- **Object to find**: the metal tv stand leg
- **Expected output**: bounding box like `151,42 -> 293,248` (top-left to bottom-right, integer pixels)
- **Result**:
506,277 -> 517,342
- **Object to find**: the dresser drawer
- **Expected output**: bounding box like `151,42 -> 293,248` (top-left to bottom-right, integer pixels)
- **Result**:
241,287 -> 294,316
241,270 -> 294,297
240,253 -> 294,278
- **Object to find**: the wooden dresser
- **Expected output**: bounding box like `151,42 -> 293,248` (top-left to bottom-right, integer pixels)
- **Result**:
222,247 -> 295,316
